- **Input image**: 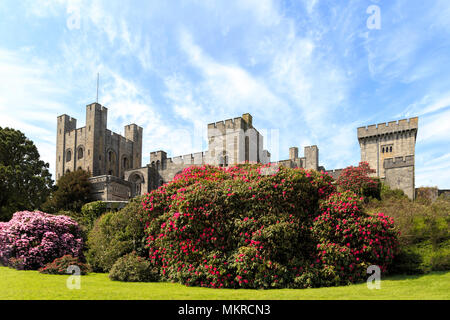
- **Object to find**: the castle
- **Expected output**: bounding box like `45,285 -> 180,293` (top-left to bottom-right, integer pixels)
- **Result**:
56,102 -> 418,200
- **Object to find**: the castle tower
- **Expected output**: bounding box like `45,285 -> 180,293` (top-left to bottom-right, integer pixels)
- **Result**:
357,117 -> 418,199
289,147 -> 299,160
206,113 -> 270,166
56,114 -> 77,180
125,124 -> 143,169
85,102 -> 108,177
304,145 -> 319,170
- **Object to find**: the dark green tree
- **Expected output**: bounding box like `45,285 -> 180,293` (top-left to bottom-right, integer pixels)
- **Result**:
43,169 -> 92,213
0,127 -> 54,221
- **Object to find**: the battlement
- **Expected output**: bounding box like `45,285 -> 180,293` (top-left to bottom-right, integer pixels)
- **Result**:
325,168 -> 344,180
86,102 -> 107,113
357,117 -> 418,139
57,114 -> 77,132
125,123 -> 143,132
166,152 -> 206,166
384,155 -> 414,169
208,116 -> 245,132
207,113 -> 255,134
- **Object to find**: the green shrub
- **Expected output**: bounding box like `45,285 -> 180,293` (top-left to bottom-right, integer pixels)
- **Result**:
430,251 -> 450,271
389,247 -> 424,275
39,255 -> 91,275
109,252 -> 159,282
80,201 -> 108,232
380,183 -> 408,200
86,197 -> 147,272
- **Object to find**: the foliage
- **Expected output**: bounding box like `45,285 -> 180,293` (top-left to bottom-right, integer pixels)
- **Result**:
86,197 -> 147,272
39,254 -> 91,275
142,164 -> 398,289
0,127 -> 54,221
389,247 -> 424,275
109,252 -> 159,282
0,211 -> 84,270
336,162 -> 380,200
365,195 -> 450,247
42,169 -> 91,213
380,183 -> 408,200
430,251 -> 450,271
80,201 -> 108,232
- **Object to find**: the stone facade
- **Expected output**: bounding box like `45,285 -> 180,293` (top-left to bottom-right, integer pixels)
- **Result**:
56,104 -> 420,201
56,103 -> 143,200
357,117 -> 418,199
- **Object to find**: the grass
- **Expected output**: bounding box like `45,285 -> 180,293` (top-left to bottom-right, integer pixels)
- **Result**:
0,266 -> 449,300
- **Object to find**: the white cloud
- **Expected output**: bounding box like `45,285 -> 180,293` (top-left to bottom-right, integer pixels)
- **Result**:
0,48 -> 71,178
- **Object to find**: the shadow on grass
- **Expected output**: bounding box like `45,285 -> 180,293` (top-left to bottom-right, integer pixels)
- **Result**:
384,270 -> 449,281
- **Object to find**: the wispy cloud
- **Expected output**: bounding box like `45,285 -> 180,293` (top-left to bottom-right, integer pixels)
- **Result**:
1,0 -> 449,188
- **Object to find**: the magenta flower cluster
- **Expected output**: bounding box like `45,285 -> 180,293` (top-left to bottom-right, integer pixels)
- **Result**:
0,211 -> 84,270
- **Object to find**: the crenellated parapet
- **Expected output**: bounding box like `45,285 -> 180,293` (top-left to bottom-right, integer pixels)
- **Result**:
384,155 -> 414,169
357,117 -> 418,140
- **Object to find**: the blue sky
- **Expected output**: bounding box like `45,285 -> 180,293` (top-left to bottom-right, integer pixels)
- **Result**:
0,0 -> 449,188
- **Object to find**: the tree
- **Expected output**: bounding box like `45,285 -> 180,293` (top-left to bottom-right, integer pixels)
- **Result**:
0,127 -> 53,221
336,161 -> 381,199
43,168 -> 92,213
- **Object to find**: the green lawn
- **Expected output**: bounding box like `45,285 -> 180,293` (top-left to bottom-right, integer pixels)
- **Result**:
0,266 -> 448,300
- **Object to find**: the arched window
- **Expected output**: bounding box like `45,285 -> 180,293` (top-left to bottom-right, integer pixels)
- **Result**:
77,147 -> 84,159
382,147 -> 385,153
66,150 -> 72,162
122,156 -> 129,170
390,146 -> 393,152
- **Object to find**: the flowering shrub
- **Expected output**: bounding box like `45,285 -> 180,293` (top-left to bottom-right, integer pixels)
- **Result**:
142,164 -> 399,289
39,254 -> 91,275
336,162 -> 380,199
0,211 -> 84,270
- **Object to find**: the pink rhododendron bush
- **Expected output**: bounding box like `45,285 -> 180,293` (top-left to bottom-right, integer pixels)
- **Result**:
0,211 -> 84,270
142,164 -> 399,289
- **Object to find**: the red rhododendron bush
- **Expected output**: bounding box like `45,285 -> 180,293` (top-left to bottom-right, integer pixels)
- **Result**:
142,164 -> 399,289
0,211 -> 84,270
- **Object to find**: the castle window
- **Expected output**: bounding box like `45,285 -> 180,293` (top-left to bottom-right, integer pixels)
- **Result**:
88,149 -> 90,156
123,156 -> 129,170
59,156 -> 61,162
66,150 -> 71,162
77,147 -> 84,159
382,147 -> 385,153
390,146 -> 393,152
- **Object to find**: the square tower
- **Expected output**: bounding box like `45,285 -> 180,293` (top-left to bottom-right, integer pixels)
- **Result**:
206,113 -> 270,166
357,117 -> 418,199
